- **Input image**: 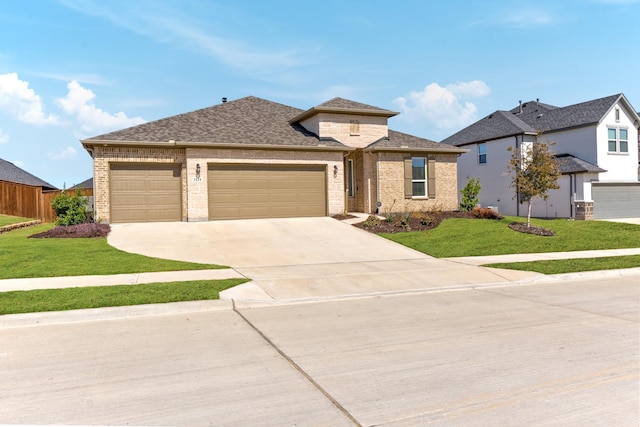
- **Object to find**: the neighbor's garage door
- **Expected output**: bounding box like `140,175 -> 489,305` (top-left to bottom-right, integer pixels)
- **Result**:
208,164 -> 326,220
592,183 -> 640,219
110,163 -> 182,223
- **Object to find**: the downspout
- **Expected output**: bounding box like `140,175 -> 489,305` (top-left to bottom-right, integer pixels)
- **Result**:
515,135 -> 520,217
375,152 -> 381,214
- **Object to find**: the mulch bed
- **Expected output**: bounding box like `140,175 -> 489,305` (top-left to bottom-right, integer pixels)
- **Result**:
353,210 -> 498,234
508,222 -> 555,236
331,213 -> 358,220
29,223 -> 111,239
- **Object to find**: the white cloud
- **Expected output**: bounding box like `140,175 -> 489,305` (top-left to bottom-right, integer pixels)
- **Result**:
0,73 -> 60,125
0,128 -> 8,144
57,81 -> 145,135
48,146 -> 78,160
393,81 -> 491,130
13,160 -> 25,168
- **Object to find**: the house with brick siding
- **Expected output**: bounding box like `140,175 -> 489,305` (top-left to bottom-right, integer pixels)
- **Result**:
81,96 -> 466,223
442,94 -> 640,220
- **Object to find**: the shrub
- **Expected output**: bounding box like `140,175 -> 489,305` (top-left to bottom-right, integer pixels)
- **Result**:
362,215 -> 380,227
471,207 -> 503,220
460,178 -> 481,212
398,212 -> 412,230
51,191 -> 88,226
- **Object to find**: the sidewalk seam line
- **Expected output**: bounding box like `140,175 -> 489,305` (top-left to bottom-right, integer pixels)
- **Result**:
231,299 -> 362,427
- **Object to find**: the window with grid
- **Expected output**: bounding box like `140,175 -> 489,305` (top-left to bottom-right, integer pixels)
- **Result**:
608,127 -> 628,153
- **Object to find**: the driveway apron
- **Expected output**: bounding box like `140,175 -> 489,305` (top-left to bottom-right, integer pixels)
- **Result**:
108,217 -> 538,302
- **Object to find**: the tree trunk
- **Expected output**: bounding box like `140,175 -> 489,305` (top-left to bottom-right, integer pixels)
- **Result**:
527,200 -> 532,228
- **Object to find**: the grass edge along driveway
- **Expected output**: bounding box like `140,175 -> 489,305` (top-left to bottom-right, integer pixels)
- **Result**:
0,224 -> 227,279
0,279 -> 249,315
382,216 -> 640,274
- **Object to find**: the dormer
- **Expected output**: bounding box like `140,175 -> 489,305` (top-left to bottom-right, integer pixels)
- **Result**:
290,97 -> 399,148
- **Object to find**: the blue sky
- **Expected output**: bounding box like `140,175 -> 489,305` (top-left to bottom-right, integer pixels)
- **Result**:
1,0 -> 639,188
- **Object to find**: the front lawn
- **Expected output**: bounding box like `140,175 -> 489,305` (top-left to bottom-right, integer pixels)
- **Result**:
382,216 -> 640,258
485,255 -> 640,275
0,279 -> 248,314
0,224 -> 226,279
0,214 -> 34,228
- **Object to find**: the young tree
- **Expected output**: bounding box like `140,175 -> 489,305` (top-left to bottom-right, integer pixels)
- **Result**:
506,141 -> 560,227
460,177 -> 481,212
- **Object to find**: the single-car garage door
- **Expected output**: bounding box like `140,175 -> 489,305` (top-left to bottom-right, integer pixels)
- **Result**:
208,164 -> 326,220
110,163 -> 182,223
592,183 -> 640,219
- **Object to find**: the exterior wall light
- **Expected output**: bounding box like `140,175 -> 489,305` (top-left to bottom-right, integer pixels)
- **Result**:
196,163 -> 201,178
333,165 -> 338,178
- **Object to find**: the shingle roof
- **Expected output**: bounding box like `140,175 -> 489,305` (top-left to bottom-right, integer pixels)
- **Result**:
555,154 -> 606,174
442,94 -> 628,146
316,97 -> 397,113
366,130 -> 467,153
69,177 -> 93,190
84,96 -> 346,148
0,158 -> 58,189
441,111 -> 536,146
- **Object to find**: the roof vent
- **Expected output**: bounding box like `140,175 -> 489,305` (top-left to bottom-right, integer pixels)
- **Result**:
222,97 -> 227,103
517,100 -> 523,114
536,98 -> 539,111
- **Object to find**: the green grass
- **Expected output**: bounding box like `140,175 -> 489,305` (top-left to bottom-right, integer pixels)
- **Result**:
382,216 -> 640,258
0,214 -> 34,227
486,255 -> 640,275
0,224 -> 226,279
0,279 -> 248,315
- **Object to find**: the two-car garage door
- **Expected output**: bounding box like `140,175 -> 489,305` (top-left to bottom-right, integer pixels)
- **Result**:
208,164 -> 327,220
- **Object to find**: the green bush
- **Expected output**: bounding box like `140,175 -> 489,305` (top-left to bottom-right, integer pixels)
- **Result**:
51,191 -> 88,226
460,178 -> 481,212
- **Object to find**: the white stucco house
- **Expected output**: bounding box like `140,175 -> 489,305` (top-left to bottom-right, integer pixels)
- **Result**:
442,93 -> 640,220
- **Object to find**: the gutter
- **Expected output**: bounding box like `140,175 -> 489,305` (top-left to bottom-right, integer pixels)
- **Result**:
81,139 -> 356,153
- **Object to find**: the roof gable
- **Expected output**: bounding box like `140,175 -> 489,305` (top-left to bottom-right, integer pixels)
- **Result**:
290,97 -> 398,123
0,158 -> 58,189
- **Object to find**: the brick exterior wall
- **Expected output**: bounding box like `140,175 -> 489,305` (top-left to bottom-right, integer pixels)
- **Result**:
186,147 -> 345,221
92,146 -> 186,223
376,152 -> 459,213
301,113 -> 388,148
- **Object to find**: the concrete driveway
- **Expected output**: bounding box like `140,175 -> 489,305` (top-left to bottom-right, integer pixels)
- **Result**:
108,217 -> 537,302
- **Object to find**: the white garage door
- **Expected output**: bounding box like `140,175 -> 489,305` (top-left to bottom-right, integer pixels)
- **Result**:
592,183 -> 640,219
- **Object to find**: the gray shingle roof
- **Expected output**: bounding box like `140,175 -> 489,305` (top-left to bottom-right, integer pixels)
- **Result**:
69,177 -> 93,190
84,96 -> 346,148
555,154 -> 606,174
316,97 -> 398,114
443,94 -> 628,146
441,111 -> 536,146
366,130 -> 467,153
0,158 -> 58,189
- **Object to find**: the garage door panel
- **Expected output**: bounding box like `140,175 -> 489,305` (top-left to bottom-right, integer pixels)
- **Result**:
593,184 -> 640,219
208,164 -> 326,220
110,164 -> 182,223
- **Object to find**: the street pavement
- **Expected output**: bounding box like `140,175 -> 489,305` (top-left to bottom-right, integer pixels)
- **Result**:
0,275 -> 637,425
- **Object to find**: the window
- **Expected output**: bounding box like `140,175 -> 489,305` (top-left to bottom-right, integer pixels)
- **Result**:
478,143 -> 487,164
608,127 -> 628,153
412,157 -> 426,197
349,120 -> 360,136
347,159 -> 355,197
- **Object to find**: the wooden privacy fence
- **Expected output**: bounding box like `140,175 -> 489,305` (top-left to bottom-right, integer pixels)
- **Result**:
0,181 -> 93,223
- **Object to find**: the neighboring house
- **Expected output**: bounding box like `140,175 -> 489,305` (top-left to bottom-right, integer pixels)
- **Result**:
0,157 -> 60,222
81,96 -> 466,223
442,94 -> 640,220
